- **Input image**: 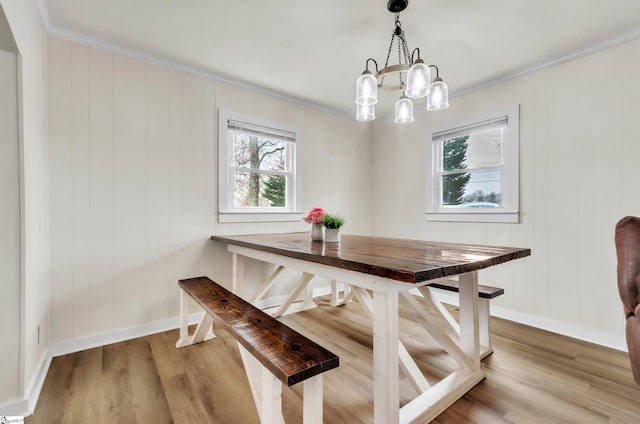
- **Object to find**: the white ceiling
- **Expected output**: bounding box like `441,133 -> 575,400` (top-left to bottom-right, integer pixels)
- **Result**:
39,0 -> 640,118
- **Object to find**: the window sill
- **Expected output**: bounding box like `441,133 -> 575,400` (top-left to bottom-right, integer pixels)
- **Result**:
425,212 -> 519,223
218,211 -> 303,223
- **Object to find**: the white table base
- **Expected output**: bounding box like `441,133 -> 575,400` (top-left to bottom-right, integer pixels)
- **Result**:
228,245 -> 484,424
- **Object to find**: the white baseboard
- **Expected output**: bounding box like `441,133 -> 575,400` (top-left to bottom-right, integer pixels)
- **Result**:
0,350 -> 50,417
2,283 -> 626,417
0,399 -> 28,418
424,289 -> 628,352
0,311 -> 205,417
47,312 -> 203,358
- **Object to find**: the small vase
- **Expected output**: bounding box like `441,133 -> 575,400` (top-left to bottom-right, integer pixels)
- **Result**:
310,223 -> 324,241
325,228 -> 341,243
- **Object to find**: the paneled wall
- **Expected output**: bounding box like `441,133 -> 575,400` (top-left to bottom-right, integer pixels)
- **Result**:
46,37 -> 372,345
0,0 -> 48,408
45,21 -> 640,355
371,38 -> 640,348
0,47 -> 20,406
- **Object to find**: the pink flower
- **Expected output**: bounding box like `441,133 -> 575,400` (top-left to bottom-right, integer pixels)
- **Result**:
303,207 -> 328,224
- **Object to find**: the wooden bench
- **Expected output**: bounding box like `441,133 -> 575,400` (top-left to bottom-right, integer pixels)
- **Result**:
176,276 -> 339,424
426,278 -> 504,358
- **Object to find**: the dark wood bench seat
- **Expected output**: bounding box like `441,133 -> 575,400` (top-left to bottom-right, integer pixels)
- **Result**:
426,278 -> 504,299
176,276 -> 338,423
178,276 -> 339,386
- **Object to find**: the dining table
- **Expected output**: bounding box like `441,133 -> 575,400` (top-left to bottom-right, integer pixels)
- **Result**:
211,232 -> 531,423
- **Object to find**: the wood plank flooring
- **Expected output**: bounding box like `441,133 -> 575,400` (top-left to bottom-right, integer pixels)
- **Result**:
27,295 -> 640,423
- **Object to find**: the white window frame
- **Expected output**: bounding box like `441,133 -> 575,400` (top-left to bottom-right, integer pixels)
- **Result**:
426,104 -> 520,223
218,109 -> 302,223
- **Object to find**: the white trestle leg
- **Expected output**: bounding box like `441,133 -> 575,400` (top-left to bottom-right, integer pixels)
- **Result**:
175,289 -> 215,348
303,376 -> 324,424
260,366 -> 284,424
458,272 -> 481,370
352,287 -> 430,394
373,290 -> 400,424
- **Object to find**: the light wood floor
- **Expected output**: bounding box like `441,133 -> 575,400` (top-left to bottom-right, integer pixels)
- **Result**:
27,295 -> 640,423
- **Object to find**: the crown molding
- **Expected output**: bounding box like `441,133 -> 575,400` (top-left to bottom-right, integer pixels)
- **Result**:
30,0 -> 640,124
452,26 -> 640,99
30,0 -> 351,120
377,28 -> 640,122
31,0 -> 51,31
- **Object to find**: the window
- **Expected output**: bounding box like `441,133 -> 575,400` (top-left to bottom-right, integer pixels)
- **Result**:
426,105 -> 519,223
218,110 -> 302,223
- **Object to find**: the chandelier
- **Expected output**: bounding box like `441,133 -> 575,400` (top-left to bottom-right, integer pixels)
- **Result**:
355,0 -> 449,123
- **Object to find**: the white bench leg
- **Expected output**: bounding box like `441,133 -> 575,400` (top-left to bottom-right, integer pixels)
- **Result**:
479,298 -> 493,359
330,280 -> 339,306
260,367 -> 283,424
175,289 -> 215,348
303,375 -> 323,424
330,281 -> 353,306
239,345 -> 285,424
176,288 -> 190,346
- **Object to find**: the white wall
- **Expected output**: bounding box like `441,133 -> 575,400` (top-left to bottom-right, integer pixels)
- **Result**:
42,28 -> 640,353
0,0 -> 48,411
372,38 -> 640,348
46,37 -> 372,345
0,43 -> 21,406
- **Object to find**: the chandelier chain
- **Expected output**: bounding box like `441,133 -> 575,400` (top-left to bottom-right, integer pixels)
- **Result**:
397,35 -> 404,87
400,32 -> 411,66
402,32 -> 411,88
380,21 -> 397,87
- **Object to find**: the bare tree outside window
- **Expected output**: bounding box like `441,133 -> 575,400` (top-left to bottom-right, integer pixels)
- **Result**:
218,111 -> 300,222
232,133 -> 288,207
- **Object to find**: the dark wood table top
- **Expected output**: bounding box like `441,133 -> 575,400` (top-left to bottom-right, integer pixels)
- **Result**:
211,233 -> 531,284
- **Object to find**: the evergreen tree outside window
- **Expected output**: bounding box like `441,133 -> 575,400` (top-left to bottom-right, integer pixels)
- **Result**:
263,175 -> 286,207
441,136 -> 471,205
218,110 -> 302,222
427,105 -> 520,223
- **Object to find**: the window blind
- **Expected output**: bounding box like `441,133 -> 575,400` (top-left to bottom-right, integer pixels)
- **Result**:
228,119 -> 296,143
432,116 -> 508,143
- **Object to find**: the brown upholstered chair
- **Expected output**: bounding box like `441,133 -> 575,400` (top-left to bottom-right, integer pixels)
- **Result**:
615,216 -> 640,385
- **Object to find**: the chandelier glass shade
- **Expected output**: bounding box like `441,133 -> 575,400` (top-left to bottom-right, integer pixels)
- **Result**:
426,77 -> 450,111
355,69 -> 378,106
405,58 -> 431,98
394,94 -> 414,124
355,0 -> 449,123
356,102 -> 376,122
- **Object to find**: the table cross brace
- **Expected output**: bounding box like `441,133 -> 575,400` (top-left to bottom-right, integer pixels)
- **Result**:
351,286 -> 432,394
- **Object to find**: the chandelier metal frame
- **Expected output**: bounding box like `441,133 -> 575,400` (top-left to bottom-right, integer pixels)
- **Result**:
355,0 -> 449,123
